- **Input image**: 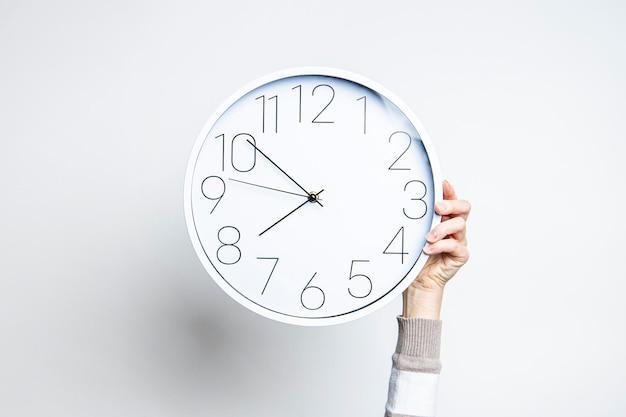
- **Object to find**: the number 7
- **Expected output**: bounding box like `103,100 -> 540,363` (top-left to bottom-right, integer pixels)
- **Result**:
257,257 -> 279,295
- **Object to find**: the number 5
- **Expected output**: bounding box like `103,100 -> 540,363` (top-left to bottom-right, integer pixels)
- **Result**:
348,260 -> 372,299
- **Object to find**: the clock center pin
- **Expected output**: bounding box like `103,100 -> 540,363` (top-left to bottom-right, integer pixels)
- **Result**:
308,190 -> 323,203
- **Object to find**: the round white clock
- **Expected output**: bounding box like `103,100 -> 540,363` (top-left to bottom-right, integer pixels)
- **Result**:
184,67 -> 441,326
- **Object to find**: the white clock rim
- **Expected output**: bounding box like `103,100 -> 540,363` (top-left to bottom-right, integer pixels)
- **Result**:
184,67 -> 443,326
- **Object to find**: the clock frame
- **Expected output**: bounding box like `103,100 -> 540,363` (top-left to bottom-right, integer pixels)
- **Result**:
184,67 -> 441,326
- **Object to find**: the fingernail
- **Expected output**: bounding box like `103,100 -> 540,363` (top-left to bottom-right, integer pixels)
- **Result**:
427,230 -> 437,241
436,202 -> 447,213
424,243 -> 433,254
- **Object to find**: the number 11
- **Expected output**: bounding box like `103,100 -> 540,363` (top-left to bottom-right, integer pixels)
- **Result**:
255,94 -> 278,133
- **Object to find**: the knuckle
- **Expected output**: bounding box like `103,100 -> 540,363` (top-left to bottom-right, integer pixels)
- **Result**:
463,199 -> 472,214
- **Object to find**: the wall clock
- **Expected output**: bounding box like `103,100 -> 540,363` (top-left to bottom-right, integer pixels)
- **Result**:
184,67 -> 441,326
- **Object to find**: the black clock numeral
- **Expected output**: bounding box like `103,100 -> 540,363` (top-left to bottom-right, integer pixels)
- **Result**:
255,94 -> 278,133
216,226 -> 241,265
300,273 -> 325,310
213,133 -> 258,172
311,84 -> 335,124
403,180 -> 428,220
201,176 -> 226,214
388,131 -> 412,171
292,84 -> 302,123
383,227 -> 408,264
257,257 -> 279,295
231,133 -> 257,172
356,95 -> 367,134
348,260 -> 372,299
214,134 -> 226,171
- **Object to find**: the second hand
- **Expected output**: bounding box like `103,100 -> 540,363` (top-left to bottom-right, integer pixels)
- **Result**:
228,178 -> 310,198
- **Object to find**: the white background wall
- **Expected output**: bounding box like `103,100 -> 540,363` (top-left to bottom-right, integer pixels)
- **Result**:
1,1 -> 625,416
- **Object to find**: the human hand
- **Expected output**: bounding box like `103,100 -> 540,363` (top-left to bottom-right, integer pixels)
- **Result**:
403,180 -> 470,318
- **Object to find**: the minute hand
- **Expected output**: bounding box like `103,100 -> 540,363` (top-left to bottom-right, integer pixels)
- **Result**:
246,139 -> 322,207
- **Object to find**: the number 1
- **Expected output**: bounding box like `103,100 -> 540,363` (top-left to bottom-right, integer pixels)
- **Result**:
357,95 -> 366,134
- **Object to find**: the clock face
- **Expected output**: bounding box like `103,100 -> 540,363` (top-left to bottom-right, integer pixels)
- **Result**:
184,68 -> 441,326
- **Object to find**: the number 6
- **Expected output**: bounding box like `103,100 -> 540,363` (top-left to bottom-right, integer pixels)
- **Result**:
300,273 -> 325,310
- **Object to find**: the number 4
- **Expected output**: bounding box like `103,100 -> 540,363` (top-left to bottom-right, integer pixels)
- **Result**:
383,227 -> 408,264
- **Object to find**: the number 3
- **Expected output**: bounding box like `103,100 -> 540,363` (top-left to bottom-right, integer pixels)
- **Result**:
403,180 -> 428,220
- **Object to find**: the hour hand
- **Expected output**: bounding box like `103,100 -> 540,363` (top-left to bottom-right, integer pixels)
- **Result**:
259,190 -> 324,236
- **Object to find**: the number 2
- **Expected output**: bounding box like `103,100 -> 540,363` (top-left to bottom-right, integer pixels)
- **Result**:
311,84 -> 335,123
388,131 -> 412,171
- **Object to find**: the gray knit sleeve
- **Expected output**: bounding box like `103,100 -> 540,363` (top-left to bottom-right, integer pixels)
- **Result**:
385,317 -> 442,417
393,317 -> 442,373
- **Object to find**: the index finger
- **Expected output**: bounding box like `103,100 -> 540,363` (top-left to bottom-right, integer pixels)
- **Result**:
443,179 -> 458,201
436,180 -> 470,219
435,199 -> 471,220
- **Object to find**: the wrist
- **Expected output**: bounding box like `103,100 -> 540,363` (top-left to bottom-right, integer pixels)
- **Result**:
402,285 -> 444,320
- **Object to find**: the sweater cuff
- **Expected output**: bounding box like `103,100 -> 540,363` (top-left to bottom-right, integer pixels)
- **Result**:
395,316 -> 442,359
